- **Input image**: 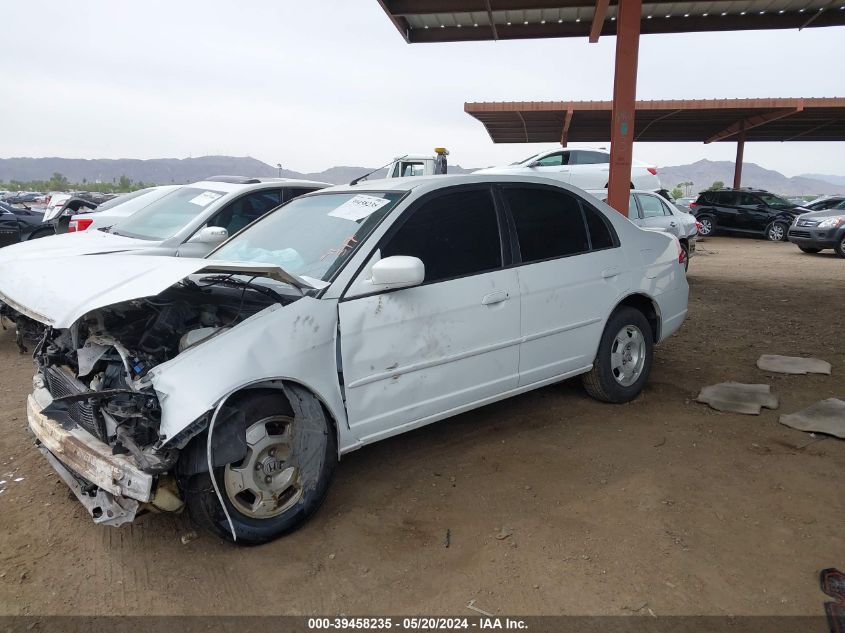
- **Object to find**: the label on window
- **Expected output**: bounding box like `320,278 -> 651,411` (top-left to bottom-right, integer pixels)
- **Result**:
188,191 -> 223,207
328,194 -> 391,222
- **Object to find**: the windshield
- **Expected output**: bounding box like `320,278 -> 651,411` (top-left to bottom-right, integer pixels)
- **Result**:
757,193 -> 792,208
209,191 -> 405,283
511,153 -> 540,166
112,187 -> 227,240
95,187 -> 155,212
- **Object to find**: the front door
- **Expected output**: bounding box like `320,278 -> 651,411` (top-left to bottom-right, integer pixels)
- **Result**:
527,151 -> 571,182
339,187 -> 520,444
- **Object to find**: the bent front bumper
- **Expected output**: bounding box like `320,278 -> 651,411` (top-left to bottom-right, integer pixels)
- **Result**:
27,389 -> 154,526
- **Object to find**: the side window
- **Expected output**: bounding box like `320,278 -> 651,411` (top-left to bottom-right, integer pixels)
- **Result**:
583,204 -> 616,250
504,187 -> 589,263
738,193 -> 760,206
400,162 -> 426,177
207,190 -> 282,235
637,194 -> 666,218
283,187 -> 318,203
629,193 -> 640,218
534,152 -> 570,167
572,150 -> 610,165
381,189 -> 502,284
659,199 -> 675,215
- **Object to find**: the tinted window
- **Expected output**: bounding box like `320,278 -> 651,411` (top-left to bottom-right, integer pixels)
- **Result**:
535,152 -> 570,167
382,189 -> 501,284
283,187 -> 319,202
584,206 -> 615,250
572,150 -> 610,165
207,190 -> 282,235
504,188 -> 589,263
638,194 -> 668,218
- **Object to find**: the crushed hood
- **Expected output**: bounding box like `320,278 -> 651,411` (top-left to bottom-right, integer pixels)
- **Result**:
0,254 -> 315,328
0,231 -> 153,264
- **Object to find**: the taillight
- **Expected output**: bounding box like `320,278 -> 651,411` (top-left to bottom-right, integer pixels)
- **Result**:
68,217 -> 94,232
647,167 -> 657,176
677,240 -> 686,265
689,201 -> 699,209
695,221 -> 704,233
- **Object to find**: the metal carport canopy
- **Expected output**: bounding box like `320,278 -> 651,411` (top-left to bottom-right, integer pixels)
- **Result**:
464,98 -> 845,143
378,0 -> 845,43
377,1 -> 845,215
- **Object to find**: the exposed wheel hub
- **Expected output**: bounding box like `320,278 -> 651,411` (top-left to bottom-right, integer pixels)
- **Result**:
224,415 -> 303,519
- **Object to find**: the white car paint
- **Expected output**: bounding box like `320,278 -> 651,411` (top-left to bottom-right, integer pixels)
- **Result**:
475,147 -> 661,191
2,175 -> 688,532
0,178 -> 330,262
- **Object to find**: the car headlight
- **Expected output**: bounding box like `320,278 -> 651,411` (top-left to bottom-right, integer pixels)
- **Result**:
818,216 -> 845,229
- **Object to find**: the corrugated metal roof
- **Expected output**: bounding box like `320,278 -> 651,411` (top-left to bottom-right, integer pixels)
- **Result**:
378,1 -> 845,42
464,98 -> 845,142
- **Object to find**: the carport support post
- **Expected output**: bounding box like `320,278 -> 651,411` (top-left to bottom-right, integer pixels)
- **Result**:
733,125 -> 746,189
606,0 -> 642,217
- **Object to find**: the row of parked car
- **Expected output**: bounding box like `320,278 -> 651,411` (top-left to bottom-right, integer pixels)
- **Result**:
687,188 -> 845,257
0,171 -> 689,545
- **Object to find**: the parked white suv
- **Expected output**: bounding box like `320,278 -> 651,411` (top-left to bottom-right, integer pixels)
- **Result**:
475,147 -> 661,191
1,174 -> 688,544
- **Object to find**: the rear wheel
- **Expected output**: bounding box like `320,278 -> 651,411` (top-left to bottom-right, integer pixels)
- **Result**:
582,307 -> 654,404
697,216 -> 715,237
183,389 -> 337,545
766,222 -> 788,242
798,246 -> 822,254
835,236 -> 845,259
681,242 -> 690,272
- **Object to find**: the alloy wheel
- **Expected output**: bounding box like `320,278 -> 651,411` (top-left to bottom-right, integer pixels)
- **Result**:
610,325 -> 646,387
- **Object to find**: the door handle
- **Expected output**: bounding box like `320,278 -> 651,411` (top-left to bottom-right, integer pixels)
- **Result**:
601,267 -> 621,279
669,222 -> 677,227
482,291 -> 509,306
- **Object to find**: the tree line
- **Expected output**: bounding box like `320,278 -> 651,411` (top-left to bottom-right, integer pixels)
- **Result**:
0,172 -> 149,194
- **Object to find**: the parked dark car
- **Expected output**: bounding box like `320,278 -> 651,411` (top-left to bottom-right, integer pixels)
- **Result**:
787,200 -> 845,257
689,188 -> 808,241
5,192 -> 42,205
0,201 -> 53,248
802,195 -> 845,211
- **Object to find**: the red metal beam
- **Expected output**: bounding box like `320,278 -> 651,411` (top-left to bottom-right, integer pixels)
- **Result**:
704,103 -> 804,143
733,125 -> 745,189
606,0 -> 640,217
589,0 -> 610,43
560,108 -> 574,146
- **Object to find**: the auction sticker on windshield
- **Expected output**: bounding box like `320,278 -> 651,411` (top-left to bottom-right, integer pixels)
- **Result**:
328,194 -> 392,222
189,191 -> 223,207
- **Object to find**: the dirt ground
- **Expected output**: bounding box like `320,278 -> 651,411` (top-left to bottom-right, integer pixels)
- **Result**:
0,236 -> 842,616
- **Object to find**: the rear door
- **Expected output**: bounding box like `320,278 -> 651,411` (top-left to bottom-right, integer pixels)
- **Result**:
711,191 -> 740,229
499,184 -> 628,385
339,186 -> 521,443
569,150 -> 611,190
637,193 -> 682,238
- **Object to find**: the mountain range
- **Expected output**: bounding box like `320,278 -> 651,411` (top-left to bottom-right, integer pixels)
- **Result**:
0,155 -> 842,195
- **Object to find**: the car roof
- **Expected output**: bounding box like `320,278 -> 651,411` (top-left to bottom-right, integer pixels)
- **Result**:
317,174 -> 600,197
186,178 -> 332,193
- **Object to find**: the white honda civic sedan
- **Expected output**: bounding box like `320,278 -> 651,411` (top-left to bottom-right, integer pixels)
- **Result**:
0,175 -> 688,544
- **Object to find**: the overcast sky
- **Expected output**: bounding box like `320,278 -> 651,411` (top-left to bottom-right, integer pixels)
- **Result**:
1,0 -> 842,176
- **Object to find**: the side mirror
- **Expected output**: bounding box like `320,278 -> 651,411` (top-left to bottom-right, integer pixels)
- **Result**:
369,256 -> 425,290
191,226 -> 229,244
527,161 -> 541,168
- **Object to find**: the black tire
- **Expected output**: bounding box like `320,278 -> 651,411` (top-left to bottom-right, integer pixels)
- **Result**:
582,307 -> 654,404
798,246 -> 822,254
681,242 -> 690,272
697,215 -> 715,237
28,228 -> 54,240
766,222 -> 788,242
182,389 -> 337,545
835,236 -> 845,259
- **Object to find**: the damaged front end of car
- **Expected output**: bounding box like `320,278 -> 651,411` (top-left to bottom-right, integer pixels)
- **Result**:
25,271 -> 299,526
